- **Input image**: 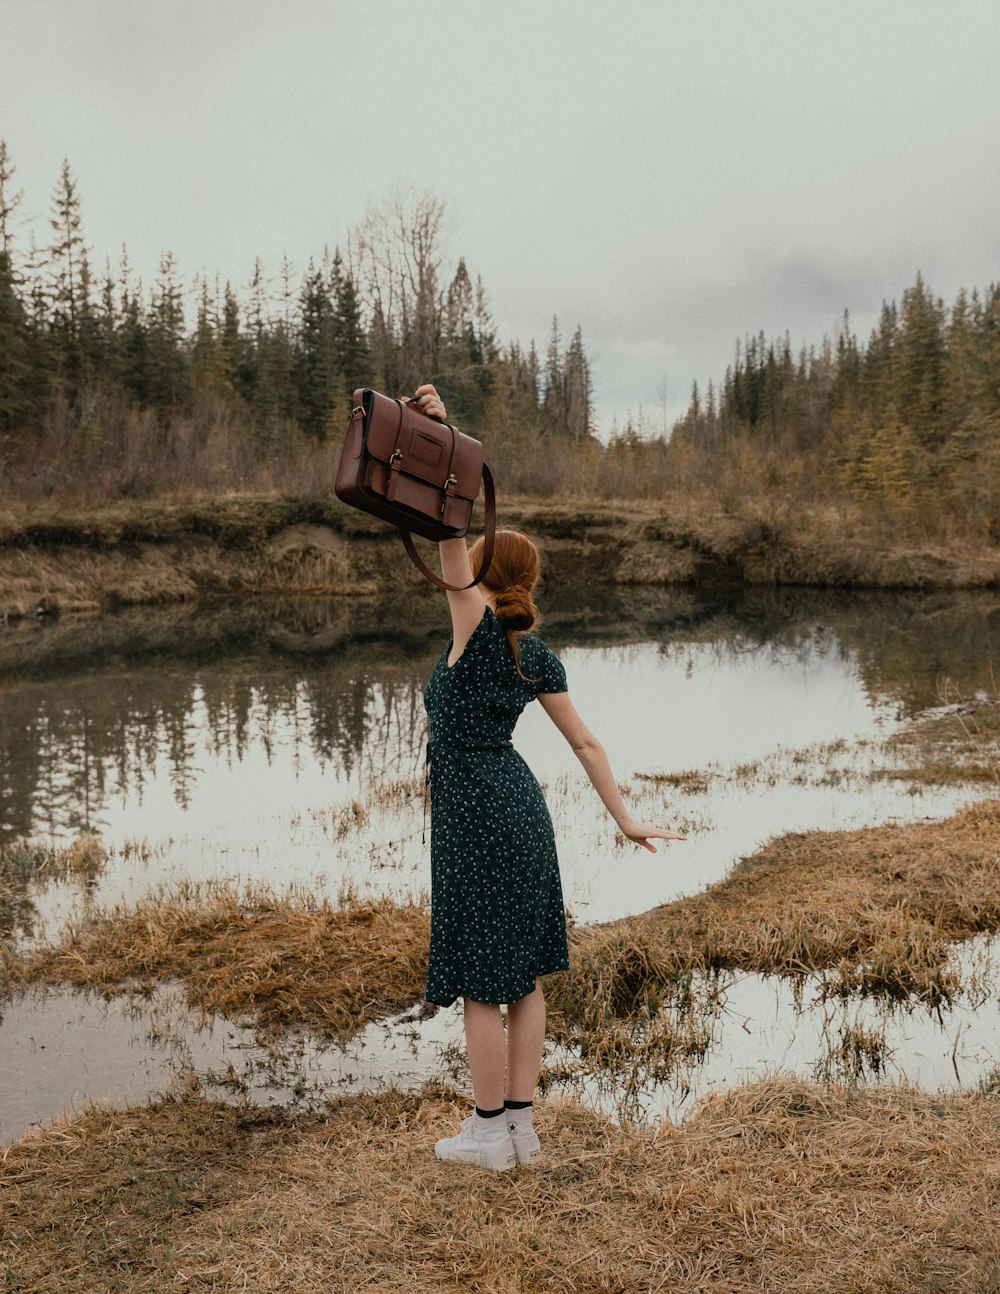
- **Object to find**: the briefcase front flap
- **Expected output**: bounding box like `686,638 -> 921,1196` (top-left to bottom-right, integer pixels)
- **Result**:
363,390 -> 483,500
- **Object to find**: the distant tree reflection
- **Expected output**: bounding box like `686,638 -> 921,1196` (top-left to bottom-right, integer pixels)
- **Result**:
0,589 -> 997,841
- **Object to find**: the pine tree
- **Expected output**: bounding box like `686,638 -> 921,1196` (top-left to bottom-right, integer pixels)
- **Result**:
219,281 -> 243,399
295,260 -> 337,438
862,300 -> 899,421
117,248 -> 150,405
892,272 -> 947,448
331,250 -> 369,418
0,246 -> 30,432
443,258 -> 477,364
47,159 -> 90,400
0,141 -> 30,431
943,288 -> 980,432
541,316 -> 565,437
243,257 -> 273,428
147,251 -> 190,413
190,275 -> 224,394
92,257 -> 122,381
979,284 -> 1000,420
0,140 -> 24,258
563,324 -> 592,440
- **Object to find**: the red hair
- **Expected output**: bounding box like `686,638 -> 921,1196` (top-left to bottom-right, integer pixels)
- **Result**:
468,528 -> 541,680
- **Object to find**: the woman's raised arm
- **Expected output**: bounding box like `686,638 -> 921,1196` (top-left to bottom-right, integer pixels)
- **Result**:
408,383 -> 488,662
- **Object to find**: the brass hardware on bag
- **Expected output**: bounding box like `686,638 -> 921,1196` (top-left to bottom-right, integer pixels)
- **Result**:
350,405 -> 364,419
389,449 -> 402,464
440,475 -> 458,519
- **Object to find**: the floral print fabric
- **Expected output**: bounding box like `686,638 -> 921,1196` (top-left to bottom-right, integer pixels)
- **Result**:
423,606 -> 570,1007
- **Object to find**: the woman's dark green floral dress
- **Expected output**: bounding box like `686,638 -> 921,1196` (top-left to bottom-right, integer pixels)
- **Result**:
423,605 -> 570,1007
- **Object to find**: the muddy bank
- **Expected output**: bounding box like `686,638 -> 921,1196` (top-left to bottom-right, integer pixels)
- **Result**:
2,493 -> 1000,620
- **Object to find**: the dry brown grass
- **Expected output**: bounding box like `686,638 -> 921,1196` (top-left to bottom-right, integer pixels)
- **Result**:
884,696 -> 1000,789
0,834 -> 107,886
4,1077 -> 1000,1292
546,798 -> 1000,1066
6,881 -> 430,1040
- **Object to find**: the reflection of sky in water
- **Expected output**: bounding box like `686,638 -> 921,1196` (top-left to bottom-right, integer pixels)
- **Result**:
4,593 -> 999,1142
7,938 -> 1000,1142
11,630 -> 982,933
524,635 -> 893,778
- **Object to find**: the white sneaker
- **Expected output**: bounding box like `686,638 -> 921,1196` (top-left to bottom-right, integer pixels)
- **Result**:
506,1111 -> 541,1166
435,1114 -> 517,1172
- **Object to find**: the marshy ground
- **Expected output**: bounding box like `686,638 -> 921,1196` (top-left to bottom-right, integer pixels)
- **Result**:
3,728 -> 1000,1289
3,589 -> 1000,1290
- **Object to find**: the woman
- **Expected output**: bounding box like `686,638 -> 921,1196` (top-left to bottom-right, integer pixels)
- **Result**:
414,383 -> 686,1172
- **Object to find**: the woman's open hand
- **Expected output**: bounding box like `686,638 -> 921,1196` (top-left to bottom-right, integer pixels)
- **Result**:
406,383 -> 447,422
619,818 -> 687,853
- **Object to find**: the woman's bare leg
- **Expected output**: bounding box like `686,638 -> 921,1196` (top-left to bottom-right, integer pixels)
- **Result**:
462,999 -> 506,1110
505,979 -> 546,1102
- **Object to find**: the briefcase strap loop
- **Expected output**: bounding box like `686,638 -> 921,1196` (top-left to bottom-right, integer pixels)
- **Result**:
399,464 -> 496,592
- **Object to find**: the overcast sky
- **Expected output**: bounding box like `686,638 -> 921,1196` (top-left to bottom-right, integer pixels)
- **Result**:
4,0 -> 1000,433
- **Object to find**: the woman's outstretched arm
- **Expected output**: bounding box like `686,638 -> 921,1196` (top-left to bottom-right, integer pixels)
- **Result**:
538,691 -> 686,853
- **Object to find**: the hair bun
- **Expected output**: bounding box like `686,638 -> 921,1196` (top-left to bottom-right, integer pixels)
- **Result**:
493,586 -> 537,633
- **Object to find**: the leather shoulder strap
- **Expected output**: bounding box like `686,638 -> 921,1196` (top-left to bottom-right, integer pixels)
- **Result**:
399,465 -> 496,591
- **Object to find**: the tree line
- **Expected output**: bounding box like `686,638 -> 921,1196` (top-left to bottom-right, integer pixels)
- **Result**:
4,139 -> 998,541
664,273 -> 1000,537
0,144 -> 593,497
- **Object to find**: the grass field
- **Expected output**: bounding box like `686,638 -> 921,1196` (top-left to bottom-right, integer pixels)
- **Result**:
4,1077 -> 1000,1293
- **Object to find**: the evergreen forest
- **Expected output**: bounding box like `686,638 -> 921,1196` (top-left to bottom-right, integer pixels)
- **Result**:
0,146 -> 592,501
2,141 -> 1000,544
666,276 -> 1000,539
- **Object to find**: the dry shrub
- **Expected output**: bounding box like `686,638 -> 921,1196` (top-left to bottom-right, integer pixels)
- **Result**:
11,881 -> 430,1040
2,389 -> 342,507
4,1077 -> 1000,1292
0,834 -> 107,886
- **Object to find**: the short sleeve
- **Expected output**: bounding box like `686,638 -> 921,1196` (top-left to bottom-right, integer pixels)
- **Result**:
533,640 -> 568,694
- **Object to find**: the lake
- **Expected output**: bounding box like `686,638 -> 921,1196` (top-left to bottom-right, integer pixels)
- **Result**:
1,585 -> 998,1138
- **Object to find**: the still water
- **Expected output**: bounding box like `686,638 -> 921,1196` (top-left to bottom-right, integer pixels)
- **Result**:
1,586 -> 998,1139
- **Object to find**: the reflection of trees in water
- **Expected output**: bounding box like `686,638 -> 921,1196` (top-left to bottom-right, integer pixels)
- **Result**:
0,882 -> 37,941
1,587 -> 997,840
567,586 -> 999,715
0,652 -> 435,841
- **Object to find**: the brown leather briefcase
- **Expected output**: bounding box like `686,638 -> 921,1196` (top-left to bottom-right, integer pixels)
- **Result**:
334,388 -> 495,591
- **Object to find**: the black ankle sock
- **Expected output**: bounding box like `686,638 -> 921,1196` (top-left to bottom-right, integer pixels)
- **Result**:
475,1105 -> 505,1119
504,1099 -> 532,1110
